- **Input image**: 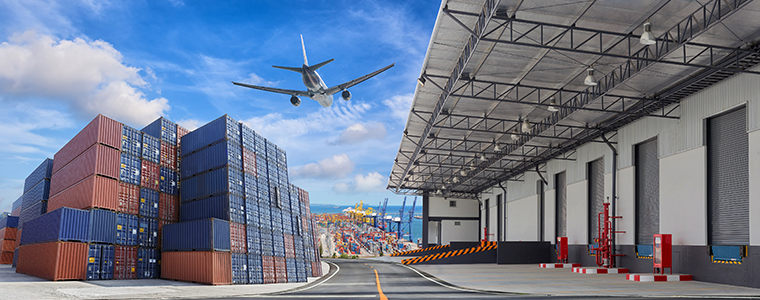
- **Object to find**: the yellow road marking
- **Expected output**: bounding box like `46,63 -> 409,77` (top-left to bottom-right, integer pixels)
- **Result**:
374,269 -> 388,300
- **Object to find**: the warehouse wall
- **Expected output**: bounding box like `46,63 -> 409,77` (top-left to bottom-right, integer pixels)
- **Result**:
440,220 -> 479,244
426,196 -> 479,245
506,195 -> 537,241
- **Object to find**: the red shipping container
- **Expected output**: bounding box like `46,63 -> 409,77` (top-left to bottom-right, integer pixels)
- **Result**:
15,230 -> 21,249
161,251 -> 232,285
50,144 -> 120,196
141,160 -> 160,191
11,207 -> 20,217
177,125 -> 189,147
48,175 -> 118,212
159,193 -> 179,222
114,246 -> 137,279
242,148 -> 257,176
262,256 -> 275,284
17,241 -> 88,281
284,234 -> 295,258
230,223 -> 247,253
1,240 -> 13,252
0,251 -> 12,264
274,256 -> 287,283
53,115 -> 122,175
311,261 -> 322,277
160,142 -> 177,170
118,182 -> 140,215
0,227 -> 17,240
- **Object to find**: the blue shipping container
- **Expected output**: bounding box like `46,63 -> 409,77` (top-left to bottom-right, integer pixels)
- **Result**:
101,244 -> 115,280
180,166 -> 244,202
11,196 -> 23,212
142,133 -> 161,164
181,115 -> 241,155
19,208 -> 88,245
180,139 -> 243,179
259,204 -> 271,229
23,158 -> 53,193
282,210 -> 293,235
138,217 -> 159,248
21,179 -> 50,212
273,231 -> 285,257
255,155 -> 267,177
244,173 -> 257,200
292,213 -> 302,236
294,235 -> 304,258
232,253 -> 248,284
160,167 -> 179,196
116,213 -> 138,246
89,209 -> 117,244
162,218 -> 230,251
179,193 -> 245,224
239,123 -> 257,151
139,188 -> 159,218
259,229 -> 273,257
247,225 -> 261,255
12,248 -> 19,268
248,254 -> 263,284
87,244 -> 102,280
142,116 -> 178,146
120,152 -> 141,186
295,259 -> 308,282
18,201 -> 46,230
245,198 -> 259,227
0,215 -> 19,229
270,208 -> 283,232
137,247 -> 158,279
122,125 -> 142,158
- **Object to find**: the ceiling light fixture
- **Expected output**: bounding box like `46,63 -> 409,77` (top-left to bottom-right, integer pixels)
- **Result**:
639,21 -> 657,45
510,128 -> 519,141
441,184 -> 446,190
493,139 -> 501,152
453,177 -> 459,183
584,67 -> 597,86
460,169 -> 467,176
480,153 -> 487,161
522,119 -> 531,133
436,189 -> 442,195
548,96 -> 559,112
469,161 -> 476,171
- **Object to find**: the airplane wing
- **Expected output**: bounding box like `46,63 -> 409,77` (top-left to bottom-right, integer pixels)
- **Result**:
232,81 -> 312,97
324,63 -> 395,95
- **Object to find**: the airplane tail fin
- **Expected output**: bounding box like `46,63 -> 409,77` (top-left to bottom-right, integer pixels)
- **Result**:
309,58 -> 334,71
301,34 -> 308,66
272,65 -> 303,73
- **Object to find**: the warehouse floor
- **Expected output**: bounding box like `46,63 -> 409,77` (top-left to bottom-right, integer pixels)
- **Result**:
0,262 -> 330,300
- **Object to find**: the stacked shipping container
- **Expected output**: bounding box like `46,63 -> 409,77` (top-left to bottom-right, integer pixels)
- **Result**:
0,216 -> 19,264
9,114 -> 321,284
12,159 -> 55,266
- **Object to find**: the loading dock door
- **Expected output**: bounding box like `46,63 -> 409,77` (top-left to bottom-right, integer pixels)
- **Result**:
588,158 -> 604,244
708,107 -> 749,246
555,172 -> 567,238
636,139 -> 659,245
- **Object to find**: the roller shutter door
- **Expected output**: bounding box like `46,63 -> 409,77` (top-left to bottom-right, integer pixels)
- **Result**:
708,107 -> 749,246
588,158 -> 604,244
636,139 -> 659,245
555,172 -> 566,238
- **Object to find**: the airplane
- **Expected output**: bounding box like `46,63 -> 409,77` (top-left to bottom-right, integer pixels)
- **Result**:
232,35 -> 394,108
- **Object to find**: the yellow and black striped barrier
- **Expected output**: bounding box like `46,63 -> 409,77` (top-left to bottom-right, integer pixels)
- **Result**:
401,243 -> 498,265
391,244 -> 449,257
711,255 -> 742,264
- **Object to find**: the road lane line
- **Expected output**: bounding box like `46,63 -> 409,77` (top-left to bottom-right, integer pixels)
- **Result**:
399,264 -> 500,294
374,269 -> 389,300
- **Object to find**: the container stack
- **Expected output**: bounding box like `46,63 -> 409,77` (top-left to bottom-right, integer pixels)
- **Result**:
14,159 -> 55,266
0,216 -> 19,264
8,197 -> 22,267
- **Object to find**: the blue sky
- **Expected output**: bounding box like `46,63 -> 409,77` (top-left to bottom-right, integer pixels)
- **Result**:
0,0 -> 438,212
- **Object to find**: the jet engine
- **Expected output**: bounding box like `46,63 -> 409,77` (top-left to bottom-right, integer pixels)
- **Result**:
341,90 -> 352,101
290,95 -> 301,107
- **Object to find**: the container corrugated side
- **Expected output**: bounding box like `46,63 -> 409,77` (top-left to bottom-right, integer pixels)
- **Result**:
230,222 -> 246,253
138,217 -> 158,248
121,125 -> 142,158
21,179 -> 50,212
0,250 -> 13,264
248,254 -> 263,284
114,246 -> 137,279
284,233 -> 295,258
180,139 -> 242,179
24,158 -> 54,193
19,200 -> 48,231
140,160 -> 160,191
100,244 -> 115,279
118,182 -> 139,215
262,255 -> 275,283
17,241 -> 88,281
274,256 -> 287,283
52,115 -> 122,175
142,117 -> 177,146
311,261 -> 322,277
179,194 -> 245,224
160,141 -> 177,170
1,240 -> 14,252
159,193 -> 179,222
160,167 -> 178,196
161,251 -> 232,285
244,173 -> 257,201
48,175 -> 118,212
294,259 -> 308,282
20,207 -> 89,245
162,218 -> 230,251
116,213 -> 138,246
119,152 -> 141,186
247,226 -> 261,256
86,243 -> 102,280
231,253 -> 248,284
11,196 -> 23,213
239,123 -> 257,152
141,133 -> 161,164
89,209 -> 117,244
245,197 -> 259,227
137,247 -> 158,279
139,188 -> 159,218
177,125 -> 189,146
50,144 -> 120,196
286,257 -> 297,283
0,227 -> 17,240
181,166 -> 244,202
260,229 -> 273,257
181,115 -> 240,156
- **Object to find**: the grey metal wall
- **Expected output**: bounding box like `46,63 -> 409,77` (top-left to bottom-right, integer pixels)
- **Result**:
708,107 -> 749,246
555,172 -> 567,238
588,158 -> 604,244
635,138 -> 659,245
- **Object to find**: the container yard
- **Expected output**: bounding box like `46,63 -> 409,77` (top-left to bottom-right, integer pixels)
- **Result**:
0,114 -> 322,285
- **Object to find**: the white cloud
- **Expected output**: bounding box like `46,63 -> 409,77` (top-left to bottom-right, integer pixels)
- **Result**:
0,31 -> 170,126
333,172 -> 386,193
291,154 -> 355,179
332,122 -> 386,145
0,101 -> 76,155
176,118 -> 203,131
382,93 -> 413,123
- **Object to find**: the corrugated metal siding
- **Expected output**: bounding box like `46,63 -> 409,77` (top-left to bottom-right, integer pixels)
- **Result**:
118,182 -> 139,215
114,246 -> 137,279
247,226 -> 261,256
161,251 -> 232,285
140,160 -> 160,191
50,144 -> 120,196
119,152 -> 141,186
18,201 -> 46,230
139,188 -> 159,218
159,194 -> 179,222
160,167 -> 179,195
180,167 -> 244,202
181,115 -> 241,155
24,158 -> 54,193
138,217 -> 158,248
162,218 -> 231,251
232,253 -> 248,284
248,254 -> 263,284
179,194 -> 246,224
588,158 -> 604,244
137,247 -> 158,279
142,117 -> 178,146
21,179 -> 50,211
160,141 -> 177,170
53,115 -> 122,175
181,140 -> 243,179
89,209 -> 117,244
20,207 -> 89,245
17,241 -> 88,281
116,213 -> 138,246
121,125 -> 142,158
141,133 -> 161,164
230,222 -> 247,253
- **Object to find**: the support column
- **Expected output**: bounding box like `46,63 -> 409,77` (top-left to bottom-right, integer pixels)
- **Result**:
422,192 -> 429,248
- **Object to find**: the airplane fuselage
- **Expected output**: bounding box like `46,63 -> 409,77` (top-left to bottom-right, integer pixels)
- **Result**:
302,64 -> 332,107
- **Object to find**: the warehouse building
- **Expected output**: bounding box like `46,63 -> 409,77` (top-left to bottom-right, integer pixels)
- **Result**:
389,0 -> 760,288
